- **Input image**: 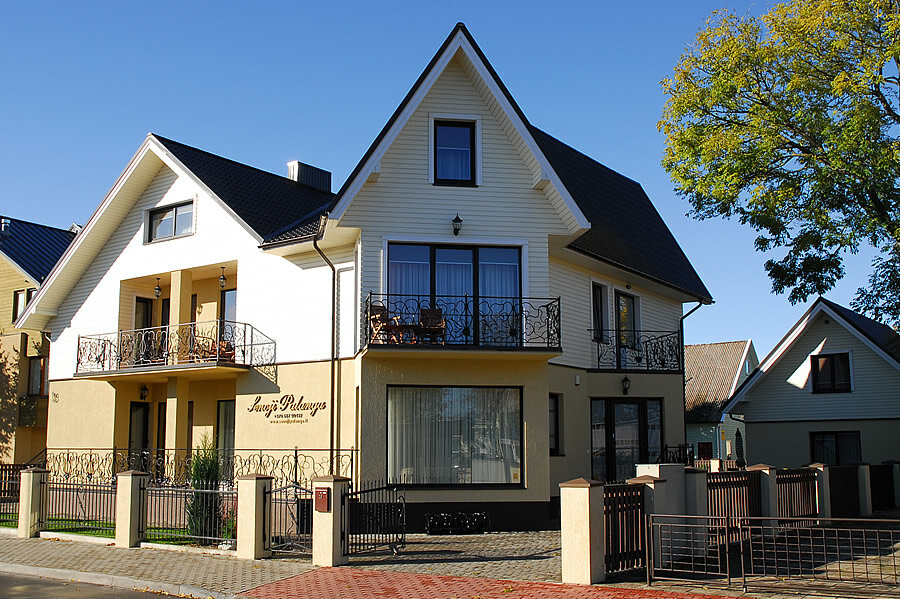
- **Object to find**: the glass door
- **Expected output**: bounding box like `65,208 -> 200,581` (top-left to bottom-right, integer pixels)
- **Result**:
478,247 -> 521,346
134,297 -> 154,365
613,403 -> 641,482
217,400 -> 235,482
615,291 -> 636,368
590,398 -> 662,482
128,401 -> 150,471
435,248 -> 473,343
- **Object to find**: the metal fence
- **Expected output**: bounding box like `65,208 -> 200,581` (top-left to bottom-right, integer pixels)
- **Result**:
142,482 -> 237,546
268,483 -> 313,554
776,468 -> 818,520
604,483 -> 645,573
589,328 -> 682,371
40,480 -> 116,536
647,515 -> 734,584
341,481 -> 406,555
0,465 -> 22,528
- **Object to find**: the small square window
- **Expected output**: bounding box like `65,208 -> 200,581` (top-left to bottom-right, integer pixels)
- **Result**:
148,202 -> 193,242
434,121 -> 476,186
28,356 -> 47,397
12,288 -> 35,322
811,353 -> 851,393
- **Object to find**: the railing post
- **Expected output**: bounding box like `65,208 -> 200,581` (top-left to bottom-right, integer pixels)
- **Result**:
17,468 -> 48,538
810,463 -> 831,519
115,470 -> 148,548
559,478 -> 604,584
748,464 -> 778,524
237,474 -> 273,560
311,475 -> 350,567
858,464 -> 873,517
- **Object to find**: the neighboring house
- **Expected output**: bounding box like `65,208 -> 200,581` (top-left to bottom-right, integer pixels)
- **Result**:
0,216 -> 77,463
684,340 -> 757,461
16,23 -> 711,529
723,298 -> 900,467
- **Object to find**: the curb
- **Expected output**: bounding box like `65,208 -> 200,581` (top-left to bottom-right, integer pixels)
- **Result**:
0,561 -> 236,599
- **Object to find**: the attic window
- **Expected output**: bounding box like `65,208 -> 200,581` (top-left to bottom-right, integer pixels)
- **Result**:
811,352 -> 851,393
148,201 -> 194,242
12,288 -> 35,322
429,114 -> 481,186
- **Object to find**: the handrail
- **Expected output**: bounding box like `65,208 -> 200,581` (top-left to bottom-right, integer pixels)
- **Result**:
588,328 -> 682,371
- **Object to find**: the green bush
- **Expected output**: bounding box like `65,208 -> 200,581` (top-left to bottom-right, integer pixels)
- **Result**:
185,436 -> 222,543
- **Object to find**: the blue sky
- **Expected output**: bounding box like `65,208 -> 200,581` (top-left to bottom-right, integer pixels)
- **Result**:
0,1 -> 873,357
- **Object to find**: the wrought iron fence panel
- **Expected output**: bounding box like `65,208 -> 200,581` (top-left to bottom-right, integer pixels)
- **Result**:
341,481 -> 406,556
75,320 -> 276,374
40,480 -> 116,536
657,444 -> 694,466
0,466 -> 22,528
269,483 -> 313,554
364,293 -> 560,350
590,328 -> 682,371
604,484 -> 645,573
144,482 -> 237,546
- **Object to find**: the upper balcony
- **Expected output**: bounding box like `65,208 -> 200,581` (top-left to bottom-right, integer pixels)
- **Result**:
363,293 -> 561,352
75,320 -> 276,379
590,328 -> 682,373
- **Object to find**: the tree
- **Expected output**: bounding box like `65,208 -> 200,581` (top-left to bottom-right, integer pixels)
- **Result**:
660,0 -> 900,326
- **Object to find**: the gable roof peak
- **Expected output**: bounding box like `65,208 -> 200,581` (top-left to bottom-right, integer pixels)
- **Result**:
0,215 -> 76,284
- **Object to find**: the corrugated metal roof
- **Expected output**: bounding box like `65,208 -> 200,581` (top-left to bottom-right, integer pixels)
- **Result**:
685,340 -> 749,423
0,216 -> 75,284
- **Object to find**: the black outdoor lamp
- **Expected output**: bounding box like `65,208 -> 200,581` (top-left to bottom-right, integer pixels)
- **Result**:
452,213 -> 463,236
219,267 -> 227,289
154,278 -> 161,299
139,385 -> 149,401
622,376 -> 631,395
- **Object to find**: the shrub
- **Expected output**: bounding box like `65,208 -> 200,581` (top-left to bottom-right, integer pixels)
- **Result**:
185,435 -> 222,542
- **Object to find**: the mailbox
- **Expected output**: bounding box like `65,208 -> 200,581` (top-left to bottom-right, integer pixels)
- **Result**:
314,487 -> 330,512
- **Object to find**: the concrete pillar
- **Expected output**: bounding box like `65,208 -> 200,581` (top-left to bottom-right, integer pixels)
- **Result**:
748,464 -> 778,524
559,478 -> 605,585
311,475 -> 350,567
858,465 -> 873,517
168,269 -> 193,364
237,474 -> 273,560
17,468 -> 47,538
165,377 -> 189,450
637,464 -> 684,515
683,467 -> 708,516
115,471 -> 148,548
810,463 -> 831,519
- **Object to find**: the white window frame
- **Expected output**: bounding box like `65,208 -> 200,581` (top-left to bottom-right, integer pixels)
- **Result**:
428,113 -> 482,186
144,199 -> 195,244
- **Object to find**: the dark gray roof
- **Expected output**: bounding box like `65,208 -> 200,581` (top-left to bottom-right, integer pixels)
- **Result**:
819,297 -> 900,362
0,216 -> 75,284
152,134 -> 333,243
528,126 -> 712,302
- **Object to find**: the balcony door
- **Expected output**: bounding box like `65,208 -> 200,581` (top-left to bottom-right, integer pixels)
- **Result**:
591,398 -> 661,482
133,297 -> 154,365
614,291 -> 637,368
128,401 -> 150,471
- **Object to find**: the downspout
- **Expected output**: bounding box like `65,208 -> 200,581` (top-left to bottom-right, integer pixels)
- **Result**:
312,215 -> 337,475
679,300 -> 706,462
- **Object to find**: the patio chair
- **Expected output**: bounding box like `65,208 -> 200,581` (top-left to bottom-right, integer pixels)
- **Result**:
369,303 -> 403,344
417,308 -> 446,344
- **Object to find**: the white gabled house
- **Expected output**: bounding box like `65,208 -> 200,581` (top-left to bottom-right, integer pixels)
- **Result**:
723,297 -> 900,467
17,23 -> 711,530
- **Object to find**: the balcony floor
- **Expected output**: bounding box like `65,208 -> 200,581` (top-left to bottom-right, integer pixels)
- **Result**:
363,345 -> 561,360
73,361 -> 250,382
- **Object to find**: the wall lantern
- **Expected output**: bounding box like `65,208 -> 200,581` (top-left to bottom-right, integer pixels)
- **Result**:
219,267 -> 227,289
139,385 -> 149,401
451,213 -> 463,236
621,376 -> 631,395
154,278 -> 161,299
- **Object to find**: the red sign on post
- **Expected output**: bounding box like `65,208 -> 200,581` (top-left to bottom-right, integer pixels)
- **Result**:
314,487 -> 330,512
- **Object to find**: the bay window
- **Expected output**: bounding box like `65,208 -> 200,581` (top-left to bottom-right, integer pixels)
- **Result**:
387,386 -> 522,485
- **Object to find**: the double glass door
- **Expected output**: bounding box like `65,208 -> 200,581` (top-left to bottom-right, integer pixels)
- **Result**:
590,398 -> 661,482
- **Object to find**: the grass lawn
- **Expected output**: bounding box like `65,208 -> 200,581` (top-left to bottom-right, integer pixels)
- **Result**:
0,513 -> 16,528
144,527 -> 235,547
44,518 -> 114,538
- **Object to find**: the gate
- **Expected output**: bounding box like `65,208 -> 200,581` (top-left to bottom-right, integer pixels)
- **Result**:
870,464 -> 896,512
604,484 -> 644,573
340,481 -> 406,555
268,482 -> 313,554
647,515 -> 733,584
829,465 -> 861,517
776,467 -> 817,520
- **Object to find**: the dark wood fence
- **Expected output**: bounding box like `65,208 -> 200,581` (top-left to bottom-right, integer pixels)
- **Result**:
828,465 -> 861,517
603,483 -> 645,573
869,464 -> 896,512
775,468 -> 817,520
707,470 -> 762,520
0,465 -> 25,500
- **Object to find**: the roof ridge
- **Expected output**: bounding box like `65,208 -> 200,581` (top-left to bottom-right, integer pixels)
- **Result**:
687,340 -> 750,347
0,215 -> 77,237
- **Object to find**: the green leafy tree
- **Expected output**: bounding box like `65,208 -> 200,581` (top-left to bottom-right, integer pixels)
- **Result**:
660,0 -> 900,325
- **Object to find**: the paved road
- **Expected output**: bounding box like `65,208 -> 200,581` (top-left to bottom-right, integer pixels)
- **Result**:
0,572 -> 173,598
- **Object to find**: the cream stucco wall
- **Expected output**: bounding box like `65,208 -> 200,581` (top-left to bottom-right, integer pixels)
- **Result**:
745,419 -> 900,467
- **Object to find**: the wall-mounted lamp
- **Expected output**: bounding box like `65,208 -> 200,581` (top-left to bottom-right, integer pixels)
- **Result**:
154,278 -> 161,299
452,213 -> 463,236
219,267 -> 227,289
621,376 -> 631,395
139,385 -> 149,401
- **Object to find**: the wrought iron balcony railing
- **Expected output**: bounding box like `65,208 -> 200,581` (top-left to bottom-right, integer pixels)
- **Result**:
76,320 -> 276,374
364,293 -> 561,350
589,328 -> 682,372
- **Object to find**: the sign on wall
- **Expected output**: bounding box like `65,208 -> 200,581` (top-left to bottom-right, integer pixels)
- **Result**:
247,394 -> 327,425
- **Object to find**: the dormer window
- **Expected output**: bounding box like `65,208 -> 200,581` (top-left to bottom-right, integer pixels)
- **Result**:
148,201 -> 193,242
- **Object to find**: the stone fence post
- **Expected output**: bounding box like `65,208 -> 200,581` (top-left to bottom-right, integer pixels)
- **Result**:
810,463 -> 831,519
311,475 -> 350,567
115,471 -> 149,548
237,474 -> 273,560
17,468 -> 48,538
748,464 -> 778,524
683,467 -> 707,517
559,478 -> 604,585
891,462 -> 900,509
858,464 -> 873,517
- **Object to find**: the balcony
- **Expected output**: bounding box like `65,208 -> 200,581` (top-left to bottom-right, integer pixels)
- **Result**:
76,320 -> 276,377
590,329 -> 682,372
364,293 -> 561,351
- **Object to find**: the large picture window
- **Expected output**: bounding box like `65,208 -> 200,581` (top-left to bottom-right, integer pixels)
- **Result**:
387,386 -> 522,485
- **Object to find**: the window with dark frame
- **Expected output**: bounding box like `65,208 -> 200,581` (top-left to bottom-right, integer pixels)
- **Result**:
591,283 -> 608,341
549,393 -> 562,455
12,288 -> 35,322
148,201 -> 193,242
810,352 -> 851,393
434,121 -> 476,186
810,431 -> 861,465
27,356 -> 47,397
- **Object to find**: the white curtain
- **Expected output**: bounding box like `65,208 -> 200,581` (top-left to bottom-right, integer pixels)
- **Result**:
387,387 -> 521,484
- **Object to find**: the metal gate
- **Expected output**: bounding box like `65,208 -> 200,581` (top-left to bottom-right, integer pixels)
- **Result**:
340,482 -> 406,556
268,483 -> 313,554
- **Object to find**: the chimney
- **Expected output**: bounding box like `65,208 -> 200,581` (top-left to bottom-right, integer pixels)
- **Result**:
286,160 -> 331,193
0,218 -> 10,237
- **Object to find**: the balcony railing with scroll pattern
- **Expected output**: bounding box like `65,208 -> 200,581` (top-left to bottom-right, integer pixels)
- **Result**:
589,328 -> 682,372
76,320 -> 276,374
